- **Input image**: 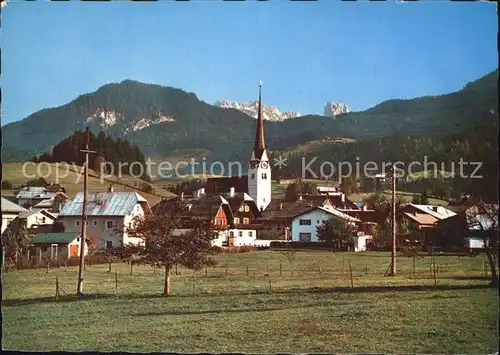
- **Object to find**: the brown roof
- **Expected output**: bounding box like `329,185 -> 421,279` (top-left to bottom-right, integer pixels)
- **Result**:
403,212 -> 438,226
225,193 -> 261,217
260,199 -> 315,220
342,210 -> 387,223
205,176 -> 248,194
153,195 -> 231,220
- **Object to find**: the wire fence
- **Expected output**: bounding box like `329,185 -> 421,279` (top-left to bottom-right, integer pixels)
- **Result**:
26,255 -> 493,301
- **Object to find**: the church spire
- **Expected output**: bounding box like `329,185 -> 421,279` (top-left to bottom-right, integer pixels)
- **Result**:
253,80 -> 266,160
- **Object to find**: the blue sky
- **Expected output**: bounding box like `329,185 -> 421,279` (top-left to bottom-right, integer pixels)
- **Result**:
1,0 -> 497,125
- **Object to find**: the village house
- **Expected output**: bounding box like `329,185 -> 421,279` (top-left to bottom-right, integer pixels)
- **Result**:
153,188 -> 263,247
291,205 -> 361,242
15,186 -> 68,211
435,204 -> 498,251
29,232 -> 89,261
1,197 -> 28,234
59,187 -> 151,250
9,208 -> 58,235
397,204 -> 456,221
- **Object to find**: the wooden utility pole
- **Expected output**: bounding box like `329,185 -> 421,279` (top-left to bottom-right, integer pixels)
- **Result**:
77,127 -> 96,295
390,165 -> 397,276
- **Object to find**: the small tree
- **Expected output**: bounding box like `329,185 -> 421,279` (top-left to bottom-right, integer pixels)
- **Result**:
280,243 -> 296,276
466,201 -> 499,287
121,199 -> 219,296
317,218 -> 357,251
2,225 -> 32,269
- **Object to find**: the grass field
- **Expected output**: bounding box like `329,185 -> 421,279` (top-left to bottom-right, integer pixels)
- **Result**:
2,251 -> 498,353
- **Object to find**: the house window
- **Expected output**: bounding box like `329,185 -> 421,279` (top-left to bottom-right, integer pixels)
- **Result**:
244,205 -> 249,212
248,231 -> 253,237
106,241 -> 113,249
93,220 -> 98,226
42,217 -> 46,223
251,173 -> 255,179
239,206 -> 244,212
214,219 -> 218,225
317,220 -> 321,224
77,237 -> 80,242
299,233 -> 311,242
234,217 -> 240,224
75,220 -> 80,227
41,246 -> 48,252
106,221 -> 114,230
262,173 -> 267,179
238,231 -> 243,237
58,246 -> 62,252
299,219 -> 312,225
243,218 -> 249,224
229,231 -> 234,237
221,220 -> 225,225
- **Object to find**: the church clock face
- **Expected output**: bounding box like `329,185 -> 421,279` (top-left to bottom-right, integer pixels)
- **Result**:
261,161 -> 269,169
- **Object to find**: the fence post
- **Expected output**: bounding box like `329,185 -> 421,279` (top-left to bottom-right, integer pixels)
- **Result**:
55,277 -> 59,301
319,265 -> 323,275
266,264 -> 269,274
47,261 -> 50,273
365,266 -> 368,275
115,270 -> 118,296
175,263 -> 179,276
280,263 -> 283,277
413,257 -> 416,280
433,258 -> 437,287
348,260 -> 354,288
268,274 -> 273,293
225,264 -> 228,277
192,270 -> 195,296
64,261 -> 67,272
205,267 -> 208,276
246,266 -> 249,276
342,256 -> 345,275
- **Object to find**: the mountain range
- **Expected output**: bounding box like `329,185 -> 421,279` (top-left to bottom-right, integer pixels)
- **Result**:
214,100 -> 300,121
2,70 -> 498,167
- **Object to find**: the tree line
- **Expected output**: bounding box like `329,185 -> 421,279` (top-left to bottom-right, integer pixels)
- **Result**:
33,130 -> 151,181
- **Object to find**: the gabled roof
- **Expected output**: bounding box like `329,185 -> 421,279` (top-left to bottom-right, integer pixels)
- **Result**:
408,204 -> 456,220
465,204 -> 499,230
60,192 -> 148,217
315,206 -> 362,223
31,232 -> 81,244
260,199 -> 314,220
15,187 -> 47,199
19,209 -> 57,220
403,212 -> 438,226
205,176 -> 248,194
225,193 -> 261,217
1,197 -> 29,213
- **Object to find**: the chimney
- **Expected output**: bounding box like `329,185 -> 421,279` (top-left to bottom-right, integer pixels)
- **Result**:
108,184 -> 114,193
229,187 -> 235,198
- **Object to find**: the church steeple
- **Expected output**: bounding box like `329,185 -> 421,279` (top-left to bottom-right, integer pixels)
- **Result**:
253,81 -> 266,160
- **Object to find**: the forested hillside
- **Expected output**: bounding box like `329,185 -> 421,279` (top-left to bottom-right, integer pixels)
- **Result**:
2,70 -> 497,167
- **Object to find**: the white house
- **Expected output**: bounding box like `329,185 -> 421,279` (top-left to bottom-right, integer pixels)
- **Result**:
291,205 -> 361,244
17,209 -> 57,231
1,197 -> 28,234
59,190 -> 151,250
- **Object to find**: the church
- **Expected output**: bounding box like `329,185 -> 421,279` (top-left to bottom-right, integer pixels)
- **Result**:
205,81 -> 272,212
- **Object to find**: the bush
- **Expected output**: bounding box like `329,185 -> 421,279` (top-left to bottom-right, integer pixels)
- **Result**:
1,180 -> 13,190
